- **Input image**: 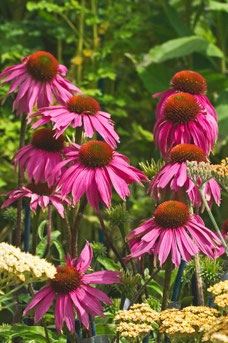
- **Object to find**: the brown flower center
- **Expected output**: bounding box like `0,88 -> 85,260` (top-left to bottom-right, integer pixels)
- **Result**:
67,95 -> 100,115
31,128 -> 64,153
169,144 -> 207,164
171,70 -> 207,94
50,266 -> 82,294
154,201 -> 190,229
163,93 -> 200,124
79,140 -> 113,168
27,182 -> 54,196
26,51 -> 59,82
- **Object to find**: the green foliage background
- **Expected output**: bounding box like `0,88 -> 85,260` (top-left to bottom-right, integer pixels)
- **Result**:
0,0 -> 228,249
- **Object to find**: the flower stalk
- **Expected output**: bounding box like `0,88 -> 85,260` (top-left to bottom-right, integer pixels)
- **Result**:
198,187 -> 228,255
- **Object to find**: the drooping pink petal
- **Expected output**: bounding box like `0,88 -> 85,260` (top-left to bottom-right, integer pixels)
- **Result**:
82,271 -> 121,284
54,294 -> 65,333
34,290 -> 56,322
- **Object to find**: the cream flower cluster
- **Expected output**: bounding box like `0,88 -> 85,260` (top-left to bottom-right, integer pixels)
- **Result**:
0,242 -> 56,289
115,303 -> 159,341
208,281 -> 228,296
159,307 -> 219,339
202,315 -> 228,342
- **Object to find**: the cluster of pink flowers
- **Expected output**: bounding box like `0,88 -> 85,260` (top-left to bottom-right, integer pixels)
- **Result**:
0,52 -> 226,335
126,70 -> 225,266
0,51 -> 147,333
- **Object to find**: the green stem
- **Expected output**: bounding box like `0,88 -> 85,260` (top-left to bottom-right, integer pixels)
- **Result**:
71,196 -> 87,258
161,255 -> 173,310
119,223 -> 137,275
76,0 -> 85,84
16,112 -> 27,247
0,282 -> 26,301
43,204 -> 52,258
198,187 -> 228,255
32,207 -> 41,255
97,211 -> 126,271
194,254 -> 204,306
43,318 -> 51,343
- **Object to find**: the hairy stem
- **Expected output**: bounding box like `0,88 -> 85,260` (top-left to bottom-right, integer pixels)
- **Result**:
15,113 -> 27,247
97,211 -> 126,271
71,196 -> 87,258
198,187 -> 228,255
194,254 -> 204,306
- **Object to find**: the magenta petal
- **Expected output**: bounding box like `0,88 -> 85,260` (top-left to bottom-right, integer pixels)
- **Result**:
82,284 -> 113,305
76,241 -> 93,274
82,270 -> 121,284
64,294 -> 75,333
34,290 -> 56,322
55,294 -> 65,333
23,286 -> 52,316
69,291 -> 90,329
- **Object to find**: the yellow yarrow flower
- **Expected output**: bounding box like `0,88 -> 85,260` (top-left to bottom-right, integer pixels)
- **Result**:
0,242 -> 56,290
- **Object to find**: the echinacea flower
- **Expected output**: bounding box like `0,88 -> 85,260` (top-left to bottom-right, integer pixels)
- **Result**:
0,51 -> 81,115
148,144 -> 221,209
23,242 -> 121,333
1,182 -> 71,217
153,92 -> 218,156
153,70 -> 217,121
30,94 -> 120,148
13,128 -> 67,186
52,140 -> 148,212
126,200 -> 221,267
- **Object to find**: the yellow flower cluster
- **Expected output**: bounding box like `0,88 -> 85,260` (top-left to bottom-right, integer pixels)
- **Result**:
214,294 -> 228,309
211,158 -> 228,191
208,281 -> 228,296
115,303 -> 159,341
159,307 -> 219,339
202,315 -> 228,342
0,242 -> 56,289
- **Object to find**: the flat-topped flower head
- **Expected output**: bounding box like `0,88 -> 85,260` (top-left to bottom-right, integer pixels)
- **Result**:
30,94 -> 120,148
79,141 -> 113,168
163,93 -> 201,124
23,242 -> 121,333
51,141 -> 148,212
13,129 -> 67,186
1,183 -> 71,217
126,200 -> 221,267
154,201 -> 190,229
153,90 -> 218,156
170,70 -> 207,95
0,50 -> 81,115
169,144 -> 207,164
148,144 -> 221,210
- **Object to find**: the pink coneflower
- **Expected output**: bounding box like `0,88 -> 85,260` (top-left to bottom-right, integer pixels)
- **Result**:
153,70 -> 217,121
1,182 -> 71,217
30,94 -> 120,148
23,242 -> 121,333
0,51 -> 81,115
13,128 -> 66,186
148,144 -> 221,209
126,200 -> 221,267
52,140 -> 148,212
153,92 -> 218,156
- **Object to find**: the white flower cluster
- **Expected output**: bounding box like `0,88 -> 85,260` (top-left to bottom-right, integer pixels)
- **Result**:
0,242 -> 56,289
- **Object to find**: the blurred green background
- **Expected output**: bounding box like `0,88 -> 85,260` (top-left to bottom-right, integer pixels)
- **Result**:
0,0 -> 228,251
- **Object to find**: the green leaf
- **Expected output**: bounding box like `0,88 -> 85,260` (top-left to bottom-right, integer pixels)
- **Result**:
147,280 -> 163,297
161,0 -> 192,37
137,63 -> 172,93
208,1 -> 228,12
97,256 -> 120,271
141,36 -> 224,66
52,240 -> 65,261
38,220 -> 48,239
215,90 -> 228,136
